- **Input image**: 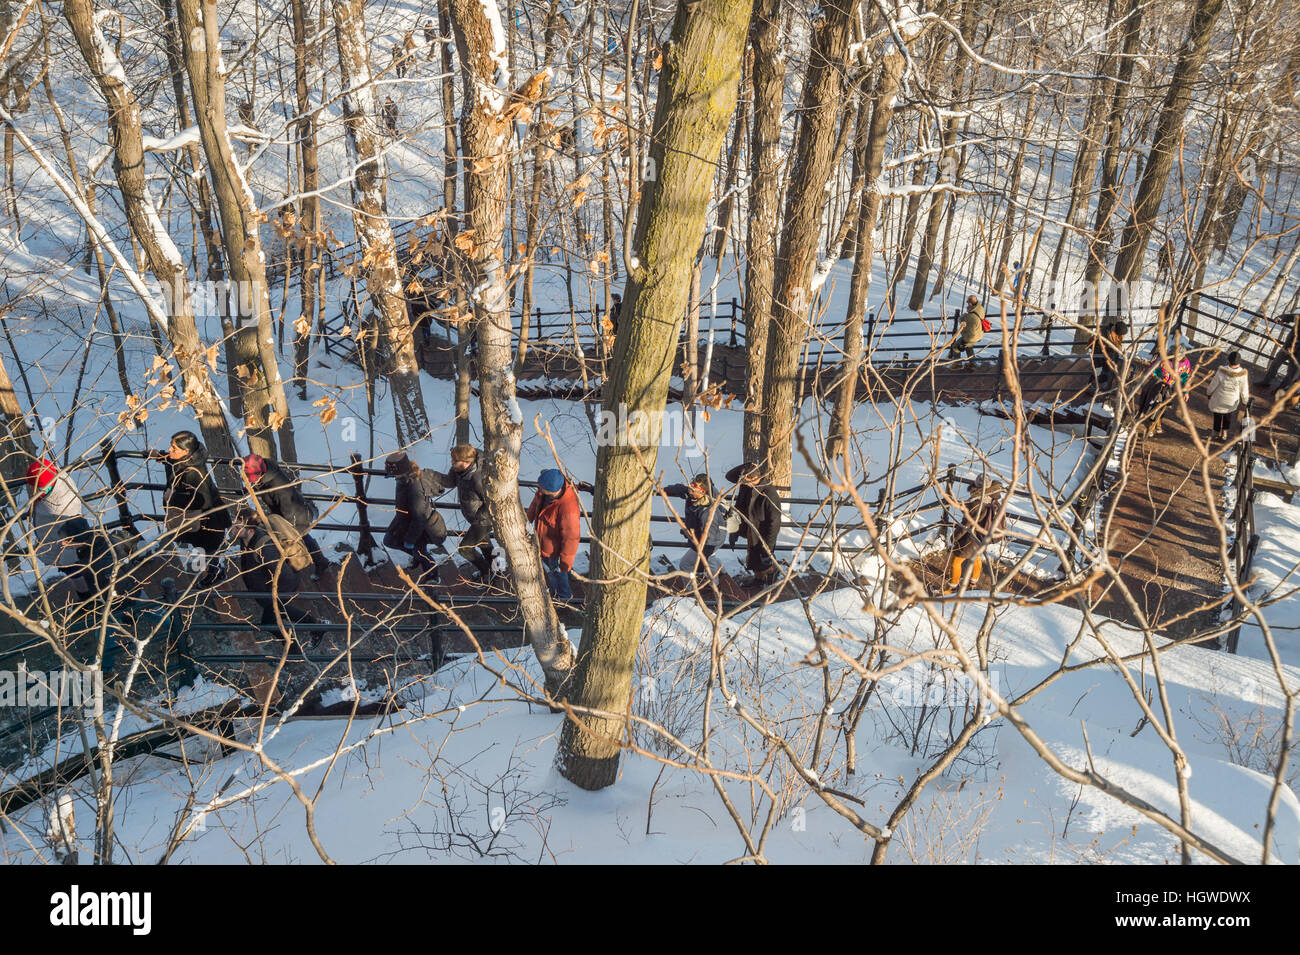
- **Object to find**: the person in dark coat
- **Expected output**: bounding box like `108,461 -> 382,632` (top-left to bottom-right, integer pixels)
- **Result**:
382,96 -> 399,134
1136,355 -> 1191,438
150,431 -> 231,554
724,462 -> 782,584
608,292 -> 622,337
526,468 -> 580,600
240,453 -> 330,578
664,473 -> 729,575
439,444 -> 494,581
424,18 -> 437,55
231,509 -> 325,649
947,479 -> 1006,591
1091,321 -> 1127,393
382,451 -> 448,573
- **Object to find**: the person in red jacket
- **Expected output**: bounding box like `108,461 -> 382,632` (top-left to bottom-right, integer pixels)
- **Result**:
526,468 -> 580,600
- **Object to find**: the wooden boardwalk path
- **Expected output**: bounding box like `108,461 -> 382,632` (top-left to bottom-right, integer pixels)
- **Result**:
419,337 -> 1101,409
417,336 -> 1300,642
1104,391 -> 1229,637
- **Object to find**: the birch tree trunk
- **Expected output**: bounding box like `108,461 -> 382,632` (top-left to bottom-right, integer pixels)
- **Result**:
332,0 -> 431,446
555,0 -> 754,790
176,0 -> 296,460
63,0 -> 234,459
444,0 -> 575,695
759,0 -> 854,489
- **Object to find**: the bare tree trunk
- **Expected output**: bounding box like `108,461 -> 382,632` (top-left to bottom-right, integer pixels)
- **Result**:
759,0 -> 853,490
38,50 -> 131,403
830,44 -> 905,459
515,0 -> 560,375
1078,0 -> 1143,345
683,253 -> 702,412
908,114 -> 960,312
556,0 -> 754,791
0,343 -> 36,484
332,0 -> 431,446
291,0 -> 321,400
435,0 -> 473,445
991,84 -> 1037,293
63,0 -> 234,458
741,0 -> 784,466
444,0 -> 575,694
1112,0 -> 1227,286
176,0 -> 296,460
1046,0 -> 1120,288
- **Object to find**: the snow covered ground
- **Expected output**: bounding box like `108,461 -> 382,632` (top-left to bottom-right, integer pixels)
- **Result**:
4,583 -> 1297,864
3,0 -> 1299,865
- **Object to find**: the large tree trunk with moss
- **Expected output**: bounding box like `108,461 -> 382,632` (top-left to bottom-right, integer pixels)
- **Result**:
175,0 -> 295,460
444,0 -> 574,694
741,0 -> 784,466
757,0 -> 853,490
554,0 -> 754,791
63,0 -> 234,459
332,0 -> 431,446
1111,0 -> 1227,286
829,45 -> 905,459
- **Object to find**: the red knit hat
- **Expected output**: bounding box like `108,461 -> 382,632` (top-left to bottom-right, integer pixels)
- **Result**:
242,453 -> 267,481
25,458 -> 58,491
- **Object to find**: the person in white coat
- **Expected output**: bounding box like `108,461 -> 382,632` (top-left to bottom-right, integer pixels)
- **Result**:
24,458 -> 85,568
1207,351 -> 1251,441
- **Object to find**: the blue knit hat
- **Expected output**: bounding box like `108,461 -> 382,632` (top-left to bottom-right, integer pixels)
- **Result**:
538,469 -> 565,494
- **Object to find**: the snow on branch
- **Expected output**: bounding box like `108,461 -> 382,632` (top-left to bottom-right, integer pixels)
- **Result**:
142,126 -> 202,154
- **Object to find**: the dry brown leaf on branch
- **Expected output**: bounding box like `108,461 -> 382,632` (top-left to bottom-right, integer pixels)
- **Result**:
572,191 -> 587,208
205,344 -> 220,371
471,153 -> 506,174
293,316 -> 311,337
268,411 -> 286,431
313,395 -> 338,426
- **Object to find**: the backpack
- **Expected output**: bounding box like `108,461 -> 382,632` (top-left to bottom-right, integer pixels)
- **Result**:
264,513 -> 313,572
276,463 -> 319,522
980,315 -> 992,333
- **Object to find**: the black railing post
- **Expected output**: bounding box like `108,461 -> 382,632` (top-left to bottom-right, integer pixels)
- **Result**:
349,452 -> 377,565
941,464 -> 955,548
865,310 -> 876,363
99,437 -> 133,528
535,307 -> 543,342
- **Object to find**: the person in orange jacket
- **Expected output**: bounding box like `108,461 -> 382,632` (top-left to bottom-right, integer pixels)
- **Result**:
526,468 -> 580,600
